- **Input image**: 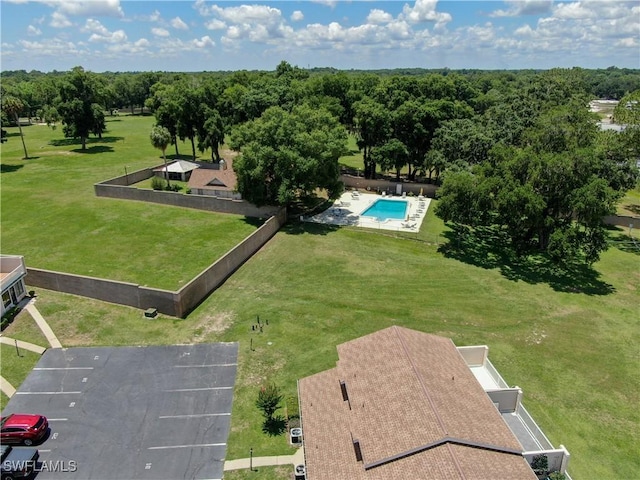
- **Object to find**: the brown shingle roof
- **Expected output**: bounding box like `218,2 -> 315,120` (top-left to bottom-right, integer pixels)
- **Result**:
187,156 -> 237,192
298,326 -> 537,480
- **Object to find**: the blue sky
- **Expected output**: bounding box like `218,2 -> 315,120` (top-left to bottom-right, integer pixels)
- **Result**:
1,0 -> 638,72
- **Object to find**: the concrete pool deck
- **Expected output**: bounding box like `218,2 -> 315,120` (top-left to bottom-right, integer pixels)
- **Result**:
305,191 -> 431,232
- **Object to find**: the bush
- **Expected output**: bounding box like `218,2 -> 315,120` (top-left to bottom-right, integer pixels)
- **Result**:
256,383 -> 283,420
548,472 -> 566,480
151,176 -> 166,191
531,454 -> 549,476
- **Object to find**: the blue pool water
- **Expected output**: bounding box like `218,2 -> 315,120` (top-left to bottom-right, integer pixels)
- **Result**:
361,199 -> 408,220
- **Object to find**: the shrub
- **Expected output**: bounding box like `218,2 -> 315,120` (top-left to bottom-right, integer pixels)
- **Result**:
548,472 -> 566,480
531,454 -> 549,476
151,176 -> 166,191
256,383 -> 283,420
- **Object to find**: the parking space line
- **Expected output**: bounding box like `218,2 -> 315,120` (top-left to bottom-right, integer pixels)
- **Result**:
173,364 -> 237,367
164,387 -> 233,392
158,413 -> 231,419
148,443 -> 226,450
48,418 -> 69,421
34,367 -> 94,370
15,391 -> 82,395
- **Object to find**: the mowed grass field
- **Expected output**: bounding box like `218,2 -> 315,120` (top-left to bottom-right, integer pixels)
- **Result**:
0,116 -> 260,290
1,116 -> 638,480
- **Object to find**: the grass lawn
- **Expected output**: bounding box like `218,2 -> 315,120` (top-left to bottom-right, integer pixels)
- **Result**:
223,466 -> 291,480
8,210 -> 637,480
2,117 -> 638,480
0,345 -> 42,411
0,116 -> 260,290
617,185 -> 640,217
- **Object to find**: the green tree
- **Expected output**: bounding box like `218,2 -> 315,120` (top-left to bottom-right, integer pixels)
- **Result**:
58,66 -> 104,150
613,89 -> 640,124
197,108 -> 225,162
1,95 -> 29,159
150,125 -> 172,187
353,97 -> 391,179
230,105 -> 347,206
371,139 -> 409,180
256,383 -> 283,420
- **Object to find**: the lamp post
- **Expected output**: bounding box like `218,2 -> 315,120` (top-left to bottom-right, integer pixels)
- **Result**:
249,447 -> 253,471
124,165 -> 129,185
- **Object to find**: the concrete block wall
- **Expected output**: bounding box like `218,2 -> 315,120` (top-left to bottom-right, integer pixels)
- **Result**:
25,208 -> 287,318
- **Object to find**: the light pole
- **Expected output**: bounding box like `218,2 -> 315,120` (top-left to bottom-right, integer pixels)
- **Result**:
249,447 -> 253,471
124,165 -> 129,185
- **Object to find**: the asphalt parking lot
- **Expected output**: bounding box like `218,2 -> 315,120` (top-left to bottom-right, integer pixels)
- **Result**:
2,343 -> 238,480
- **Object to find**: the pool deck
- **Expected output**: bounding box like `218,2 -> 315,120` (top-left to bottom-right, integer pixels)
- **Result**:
305,191 -> 431,232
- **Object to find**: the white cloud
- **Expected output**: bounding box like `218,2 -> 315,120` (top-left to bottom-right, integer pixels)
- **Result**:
149,10 -> 161,22
491,0 -> 553,18
192,35 -> 215,48
135,38 -> 150,48
367,9 -> 393,25
50,11 -> 72,28
310,0 -> 338,7
211,4 -> 292,43
27,25 -> 42,36
205,19 -> 226,30
615,37 -> 637,48
89,29 -> 127,43
82,19 -> 109,35
171,17 -> 188,30
401,0 -> 452,26
55,0 -> 124,18
152,27 -> 170,37
291,10 -> 304,22
17,37 -> 87,57
81,19 -> 126,43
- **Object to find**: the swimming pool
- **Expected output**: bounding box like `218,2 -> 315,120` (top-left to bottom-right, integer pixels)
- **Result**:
361,199 -> 408,220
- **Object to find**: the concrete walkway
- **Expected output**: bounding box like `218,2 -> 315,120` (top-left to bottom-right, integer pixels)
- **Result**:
0,376 -> 17,398
24,299 -> 62,349
0,336 -> 46,354
224,446 -> 304,471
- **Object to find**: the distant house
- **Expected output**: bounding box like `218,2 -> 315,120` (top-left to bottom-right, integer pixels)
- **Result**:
187,158 -> 241,199
153,160 -> 200,182
298,326 -> 570,480
1,255 -> 28,316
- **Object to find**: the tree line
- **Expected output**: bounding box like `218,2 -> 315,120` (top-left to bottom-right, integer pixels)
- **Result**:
1,63 -> 638,265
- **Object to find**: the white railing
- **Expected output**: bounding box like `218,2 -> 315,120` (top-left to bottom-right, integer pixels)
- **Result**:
484,358 -> 510,388
518,403 -> 554,450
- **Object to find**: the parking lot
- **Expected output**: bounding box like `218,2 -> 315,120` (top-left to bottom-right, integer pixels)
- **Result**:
2,343 -> 238,480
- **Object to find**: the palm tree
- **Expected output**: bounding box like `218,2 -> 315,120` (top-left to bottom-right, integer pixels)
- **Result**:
150,125 -> 172,188
2,96 -> 29,159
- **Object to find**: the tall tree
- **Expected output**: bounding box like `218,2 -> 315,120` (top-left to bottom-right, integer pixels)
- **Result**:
1,95 -> 29,159
353,97 -> 391,179
230,105 -> 347,206
150,125 -> 172,187
58,66 -> 104,150
197,108 -> 225,162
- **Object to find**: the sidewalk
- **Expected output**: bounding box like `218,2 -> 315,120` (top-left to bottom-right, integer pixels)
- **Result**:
224,446 -> 304,471
0,376 -> 16,397
24,299 -> 62,349
0,336 -> 46,354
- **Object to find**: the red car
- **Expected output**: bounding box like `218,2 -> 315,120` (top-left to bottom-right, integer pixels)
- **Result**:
0,414 -> 49,446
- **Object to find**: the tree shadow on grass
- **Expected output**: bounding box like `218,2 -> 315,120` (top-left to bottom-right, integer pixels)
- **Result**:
167,154 -> 196,161
0,164 -> 24,173
282,221 -> 341,236
49,136 -> 124,147
438,225 -> 615,296
261,415 -> 286,436
70,145 -> 114,154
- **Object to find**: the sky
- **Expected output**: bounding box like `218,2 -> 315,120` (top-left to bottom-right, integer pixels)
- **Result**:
0,0 -> 638,72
